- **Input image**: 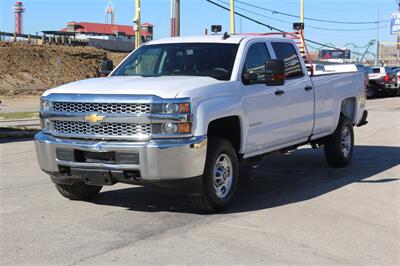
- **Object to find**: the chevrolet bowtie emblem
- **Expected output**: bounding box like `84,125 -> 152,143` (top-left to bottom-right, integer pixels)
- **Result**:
85,114 -> 105,123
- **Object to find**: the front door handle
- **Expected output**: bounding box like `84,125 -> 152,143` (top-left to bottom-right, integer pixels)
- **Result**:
305,86 -> 313,91
275,90 -> 285,96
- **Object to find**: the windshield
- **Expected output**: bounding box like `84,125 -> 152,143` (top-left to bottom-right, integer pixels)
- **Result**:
112,43 -> 239,81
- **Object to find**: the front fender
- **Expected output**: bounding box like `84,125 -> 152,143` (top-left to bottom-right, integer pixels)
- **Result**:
193,95 -> 247,153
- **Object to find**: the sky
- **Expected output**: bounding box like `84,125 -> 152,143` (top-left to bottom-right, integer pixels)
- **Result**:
0,0 -> 396,54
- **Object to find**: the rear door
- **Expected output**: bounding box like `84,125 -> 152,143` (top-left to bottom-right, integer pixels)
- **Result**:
270,41 -> 315,142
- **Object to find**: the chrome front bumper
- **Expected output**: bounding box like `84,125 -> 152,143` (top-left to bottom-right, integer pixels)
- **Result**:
34,132 -> 207,181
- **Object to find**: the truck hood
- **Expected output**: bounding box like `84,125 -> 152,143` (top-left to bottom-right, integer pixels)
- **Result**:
43,76 -> 223,98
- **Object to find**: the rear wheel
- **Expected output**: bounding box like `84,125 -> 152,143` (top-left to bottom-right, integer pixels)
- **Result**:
367,85 -> 377,99
55,182 -> 102,200
324,116 -> 354,168
191,138 -> 239,213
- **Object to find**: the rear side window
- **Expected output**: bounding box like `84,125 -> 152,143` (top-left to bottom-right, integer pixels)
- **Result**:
372,68 -> 381,73
242,42 -> 271,82
271,42 -> 303,78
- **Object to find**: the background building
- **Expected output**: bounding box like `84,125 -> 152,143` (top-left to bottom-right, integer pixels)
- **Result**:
61,21 -> 153,43
379,43 -> 398,66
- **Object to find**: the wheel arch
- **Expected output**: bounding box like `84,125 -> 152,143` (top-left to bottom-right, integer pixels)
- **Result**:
340,97 -> 357,122
331,96 -> 358,131
207,116 -> 243,156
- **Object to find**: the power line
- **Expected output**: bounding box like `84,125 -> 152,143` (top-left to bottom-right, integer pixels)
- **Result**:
307,25 -> 388,32
206,0 -> 343,50
235,0 -> 389,25
215,0 -> 389,32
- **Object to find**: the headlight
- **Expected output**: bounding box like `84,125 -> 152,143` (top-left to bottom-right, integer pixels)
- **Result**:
40,99 -> 52,111
162,102 -> 190,114
164,103 -> 179,114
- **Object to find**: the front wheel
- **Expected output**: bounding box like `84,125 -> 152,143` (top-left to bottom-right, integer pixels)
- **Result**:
55,182 -> 102,200
324,116 -> 354,167
191,138 -> 239,213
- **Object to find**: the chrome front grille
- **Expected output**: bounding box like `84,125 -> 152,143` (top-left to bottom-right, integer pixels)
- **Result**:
51,102 -> 151,114
52,121 -> 151,138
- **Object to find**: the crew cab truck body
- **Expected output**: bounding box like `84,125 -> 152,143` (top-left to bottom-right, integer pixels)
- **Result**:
35,35 -> 368,212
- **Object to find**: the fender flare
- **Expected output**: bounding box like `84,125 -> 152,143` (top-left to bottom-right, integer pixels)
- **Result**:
193,95 -> 247,153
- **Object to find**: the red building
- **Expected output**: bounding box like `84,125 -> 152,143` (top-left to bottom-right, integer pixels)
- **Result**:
61,21 -> 153,42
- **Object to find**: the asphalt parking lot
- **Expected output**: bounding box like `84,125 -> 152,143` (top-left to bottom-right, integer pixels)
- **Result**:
0,98 -> 399,265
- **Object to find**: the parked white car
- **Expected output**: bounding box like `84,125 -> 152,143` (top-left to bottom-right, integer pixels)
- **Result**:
368,66 -> 398,97
35,35 -> 368,212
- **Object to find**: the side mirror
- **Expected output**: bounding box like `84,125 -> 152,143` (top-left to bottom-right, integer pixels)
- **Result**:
242,72 -> 258,84
100,58 -> 114,77
265,59 -> 286,86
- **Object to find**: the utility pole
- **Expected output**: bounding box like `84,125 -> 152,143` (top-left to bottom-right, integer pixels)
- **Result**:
175,0 -> 180,36
230,0 -> 235,34
170,0 -> 180,37
170,0 -> 175,37
375,0 -> 380,66
134,0 -> 141,49
299,0 -> 305,57
397,0 -> 400,66
300,0 -> 304,24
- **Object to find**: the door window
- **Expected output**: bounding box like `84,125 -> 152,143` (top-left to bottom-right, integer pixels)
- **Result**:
271,42 -> 304,78
242,43 -> 271,83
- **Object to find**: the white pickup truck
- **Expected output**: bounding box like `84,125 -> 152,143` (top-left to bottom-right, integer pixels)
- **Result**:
35,35 -> 368,212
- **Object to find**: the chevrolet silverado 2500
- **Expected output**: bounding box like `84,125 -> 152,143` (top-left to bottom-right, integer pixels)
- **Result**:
35,35 -> 368,212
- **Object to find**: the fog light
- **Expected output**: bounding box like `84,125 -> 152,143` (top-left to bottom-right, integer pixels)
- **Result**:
162,123 -> 178,134
43,119 -> 52,130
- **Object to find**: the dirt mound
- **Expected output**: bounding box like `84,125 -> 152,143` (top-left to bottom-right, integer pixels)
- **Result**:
0,42 -> 128,95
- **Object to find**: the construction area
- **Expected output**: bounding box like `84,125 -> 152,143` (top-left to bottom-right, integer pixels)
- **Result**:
0,42 -> 127,96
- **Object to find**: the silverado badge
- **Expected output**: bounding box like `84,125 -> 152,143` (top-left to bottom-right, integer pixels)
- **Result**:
85,114 -> 105,123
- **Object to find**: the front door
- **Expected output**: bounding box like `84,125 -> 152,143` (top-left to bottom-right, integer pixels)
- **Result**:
241,42 -> 288,155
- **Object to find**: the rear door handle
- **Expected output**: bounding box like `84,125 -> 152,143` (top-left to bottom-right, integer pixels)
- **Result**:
275,90 -> 285,96
305,86 -> 313,91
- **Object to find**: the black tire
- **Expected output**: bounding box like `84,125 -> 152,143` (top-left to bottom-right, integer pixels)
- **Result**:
191,138 -> 239,213
367,85 -> 377,99
324,116 -> 354,168
55,182 -> 102,200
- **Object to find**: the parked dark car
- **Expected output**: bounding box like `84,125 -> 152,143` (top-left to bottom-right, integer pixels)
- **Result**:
392,68 -> 400,92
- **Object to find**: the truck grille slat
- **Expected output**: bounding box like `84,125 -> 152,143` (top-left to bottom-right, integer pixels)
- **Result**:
51,102 -> 151,114
52,121 -> 151,137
